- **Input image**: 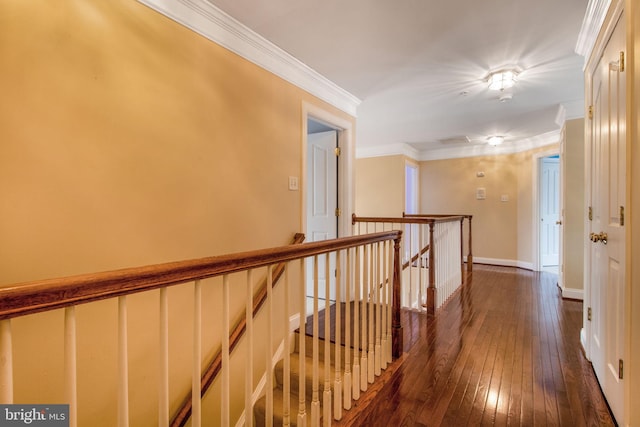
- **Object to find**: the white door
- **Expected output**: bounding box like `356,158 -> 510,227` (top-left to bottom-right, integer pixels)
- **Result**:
540,157 -> 560,267
588,14 -> 626,423
306,130 -> 338,299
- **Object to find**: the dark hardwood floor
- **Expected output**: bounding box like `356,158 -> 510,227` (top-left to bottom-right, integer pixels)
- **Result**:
336,264 -> 615,427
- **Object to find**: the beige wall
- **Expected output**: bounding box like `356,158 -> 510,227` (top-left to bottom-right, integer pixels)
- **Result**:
419,148 -> 558,265
562,119 -> 585,293
355,155 -> 407,217
0,1 -> 354,425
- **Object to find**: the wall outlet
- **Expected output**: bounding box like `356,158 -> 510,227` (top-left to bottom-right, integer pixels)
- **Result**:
501,194 -> 509,202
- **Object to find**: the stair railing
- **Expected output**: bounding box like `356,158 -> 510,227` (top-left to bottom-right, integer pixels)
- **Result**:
353,214 -> 471,313
0,230 -> 402,427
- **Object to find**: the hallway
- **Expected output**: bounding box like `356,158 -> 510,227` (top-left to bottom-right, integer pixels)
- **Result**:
339,265 -> 615,426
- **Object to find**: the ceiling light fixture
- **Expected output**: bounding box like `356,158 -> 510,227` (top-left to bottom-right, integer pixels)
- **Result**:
487,69 -> 519,91
487,136 -> 504,146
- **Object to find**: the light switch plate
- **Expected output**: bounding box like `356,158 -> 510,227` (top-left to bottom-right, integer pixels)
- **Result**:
288,176 -> 299,191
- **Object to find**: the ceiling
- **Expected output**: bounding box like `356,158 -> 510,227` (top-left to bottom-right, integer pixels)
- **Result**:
206,0 -> 588,158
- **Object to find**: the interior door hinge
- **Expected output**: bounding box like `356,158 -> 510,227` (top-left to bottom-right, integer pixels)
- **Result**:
619,359 -> 624,379
620,206 -> 625,226
588,206 -> 593,221
335,208 -> 341,217
334,147 -> 341,156
588,307 -> 592,321
588,105 -> 593,120
620,51 -> 625,72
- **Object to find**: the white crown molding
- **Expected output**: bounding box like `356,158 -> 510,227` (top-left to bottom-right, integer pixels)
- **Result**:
418,130 -> 561,161
575,0 -> 612,61
555,104 -> 567,127
356,130 -> 561,161
137,0 -> 361,117
355,142 -> 420,160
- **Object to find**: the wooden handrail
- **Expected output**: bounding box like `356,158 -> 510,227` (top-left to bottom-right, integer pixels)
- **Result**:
353,213 -> 465,225
171,233 -> 306,427
0,231 -> 402,321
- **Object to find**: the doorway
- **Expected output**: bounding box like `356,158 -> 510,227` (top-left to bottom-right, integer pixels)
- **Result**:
305,121 -> 338,303
539,155 -> 561,273
301,103 -> 355,313
584,12 -> 626,423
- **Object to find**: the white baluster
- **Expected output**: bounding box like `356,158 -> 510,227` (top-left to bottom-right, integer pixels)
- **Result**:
334,250 -> 343,420
192,281 -> 202,427
298,259 -> 307,425
64,307 -> 77,427
0,319 -> 13,404
283,265 -> 291,427
343,249 -> 352,409
118,296 -> 129,427
374,243 -> 382,377
361,245 -> 368,392
266,266 -> 274,427
246,270 -> 254,427
158,289 -> 169,427
311,257 -> 320,427
323,253 -> 332,426
352,247 -> 360,401
380,241 -> 388,370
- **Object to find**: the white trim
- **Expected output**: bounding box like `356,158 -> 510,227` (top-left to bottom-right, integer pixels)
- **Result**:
555,104 -> 567,128
531,147 -> 561,272
302,102 -> 355,240
357,130 -> 561,161
575,0 -> 613,61
137,0 -> 360,116
581,327 -> 589,359
561,287 -> 584,301
466,256 -> 533,271
356,143 -> 420,161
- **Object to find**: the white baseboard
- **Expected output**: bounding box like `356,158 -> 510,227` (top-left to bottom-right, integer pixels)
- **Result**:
580,328 -> 589,360
467,256 -> 533,270
560,287 -> 584,301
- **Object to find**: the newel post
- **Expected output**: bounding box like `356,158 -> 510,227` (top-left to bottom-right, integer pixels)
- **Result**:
392,234 -> 403,358
466,216 -> 473,272
427,222 -> 436,314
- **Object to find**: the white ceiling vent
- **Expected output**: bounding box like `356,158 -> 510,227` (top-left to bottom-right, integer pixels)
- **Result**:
438,136 -> 471,145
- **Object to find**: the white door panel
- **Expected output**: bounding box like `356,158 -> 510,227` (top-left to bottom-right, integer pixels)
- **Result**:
306,131 -> 338,299
540,158 -> 560,266
587,14 -> 625,424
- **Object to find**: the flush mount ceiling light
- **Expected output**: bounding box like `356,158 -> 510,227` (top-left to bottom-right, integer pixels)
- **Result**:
487,136 -> 504,146
487,68 -> 519,91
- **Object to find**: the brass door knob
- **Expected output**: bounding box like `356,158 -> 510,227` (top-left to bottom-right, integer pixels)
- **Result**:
556,220 -> 562,225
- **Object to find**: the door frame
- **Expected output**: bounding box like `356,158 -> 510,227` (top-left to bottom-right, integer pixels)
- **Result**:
301,102 -> 355,240
580,0 -> 625,363
539,155 -> 561,271
531,147 -> 561,273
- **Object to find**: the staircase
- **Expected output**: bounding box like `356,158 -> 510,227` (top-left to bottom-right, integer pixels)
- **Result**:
253,298 -> 391,427
254,325 -> 349,426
